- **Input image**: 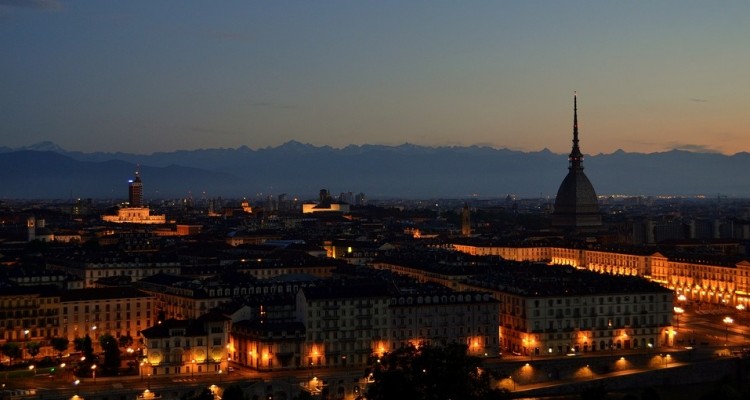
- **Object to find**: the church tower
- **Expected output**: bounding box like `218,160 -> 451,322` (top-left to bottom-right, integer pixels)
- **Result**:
551,93 -> 602,232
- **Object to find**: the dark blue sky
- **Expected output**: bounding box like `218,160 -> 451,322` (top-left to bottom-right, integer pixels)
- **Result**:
2,1 -> 749,154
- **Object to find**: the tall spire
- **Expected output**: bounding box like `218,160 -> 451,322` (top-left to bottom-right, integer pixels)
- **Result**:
569,92 -> 583,170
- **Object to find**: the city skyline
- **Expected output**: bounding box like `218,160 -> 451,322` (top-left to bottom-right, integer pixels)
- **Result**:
3,1 -> 750,155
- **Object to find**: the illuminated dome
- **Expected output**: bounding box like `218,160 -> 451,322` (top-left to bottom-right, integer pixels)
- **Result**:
552,94 -> 602,232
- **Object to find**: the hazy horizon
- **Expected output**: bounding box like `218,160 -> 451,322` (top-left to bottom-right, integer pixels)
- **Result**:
6,139 -> 750,158
3,2 -> 750,155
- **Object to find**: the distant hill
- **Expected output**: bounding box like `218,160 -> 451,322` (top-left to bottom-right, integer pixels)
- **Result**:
1,142 -> 749,199
0,150 -> 239,200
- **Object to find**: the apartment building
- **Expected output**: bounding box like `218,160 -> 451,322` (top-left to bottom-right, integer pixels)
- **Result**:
140,311 -> 230,377
60,287 -> 153,346
0,286 -> 60,360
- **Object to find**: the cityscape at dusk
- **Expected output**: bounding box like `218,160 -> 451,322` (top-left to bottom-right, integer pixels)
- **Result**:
3,2 -> 750,400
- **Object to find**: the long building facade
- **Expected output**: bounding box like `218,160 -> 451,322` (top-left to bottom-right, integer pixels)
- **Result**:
223,280 -> 501,372
375,254 -> 674,358
451,242 -> 750,309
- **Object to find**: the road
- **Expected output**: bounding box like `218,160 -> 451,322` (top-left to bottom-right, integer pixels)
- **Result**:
675,301 -> 750,349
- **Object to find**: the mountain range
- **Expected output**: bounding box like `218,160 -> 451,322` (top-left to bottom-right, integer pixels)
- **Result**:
1,141 -> 749,200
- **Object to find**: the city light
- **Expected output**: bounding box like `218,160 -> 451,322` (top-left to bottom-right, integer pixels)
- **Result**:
723,316 -> 734,345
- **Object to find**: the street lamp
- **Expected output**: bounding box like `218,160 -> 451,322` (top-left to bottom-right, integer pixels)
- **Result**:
60,363 -> 66,379
74,379 -> 80,395
23,329 -> 30,362
585,364 -> 594,379
29,365 -> 35,376
91,365 -> 97,383
660,354 -> 670,368
723,316 -> 734,346
140,362 -> 145,381
192,359 -> 196,378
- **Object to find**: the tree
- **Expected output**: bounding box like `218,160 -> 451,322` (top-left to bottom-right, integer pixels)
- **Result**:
1,342 -> 22,365
82,334 -> 95,361
99,334 -> 121,372
698,376 -> 743,400
118,335 -> 134,349
222,385 -> 245,400
26,342 -> 41,361
365,343 -> 508,400
186,388 -> 215,400
51,337 -> 70,358
291,392 -> 313,400
73,337 -> 85,352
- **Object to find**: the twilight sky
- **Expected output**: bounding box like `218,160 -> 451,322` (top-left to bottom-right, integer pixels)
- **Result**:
2,1 -> 749,155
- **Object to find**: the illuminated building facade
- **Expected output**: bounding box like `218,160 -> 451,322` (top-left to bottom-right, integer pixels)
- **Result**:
295,282 -> 391,369
140,311 -> 230,377
480,279 -> 674,356
655,256 -> 750,308
102,170 -> 166,224
373,251 -> 674,355
60,287 -> 153,348
451,241 -> 750,309
102,208 -> 166,224
301,189 -> 351,214
0,286 -> 60,361
231,320 -> 306,371
386,292 -> 500,357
